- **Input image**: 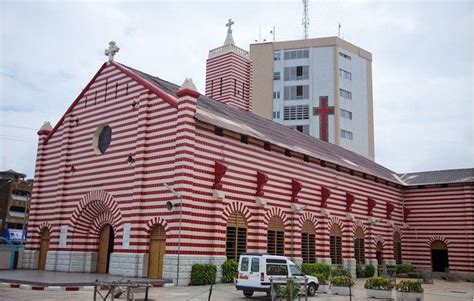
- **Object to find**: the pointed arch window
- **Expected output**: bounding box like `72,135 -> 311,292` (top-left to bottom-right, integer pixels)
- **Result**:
393,232 -> 402,264
267,216 -> 285,256
330,224 -> 342,265
354,227 -> 365,264
301,220 -> 316,263
226,211 -> 247,260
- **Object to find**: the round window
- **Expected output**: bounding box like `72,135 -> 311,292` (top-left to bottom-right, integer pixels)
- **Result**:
92,125 -> 112,154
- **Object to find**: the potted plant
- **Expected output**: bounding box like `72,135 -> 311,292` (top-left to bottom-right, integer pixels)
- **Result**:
364,276 -> 394,299
396,280 -> 424,301
330,275 -> 354,296
314,273 -> 329,293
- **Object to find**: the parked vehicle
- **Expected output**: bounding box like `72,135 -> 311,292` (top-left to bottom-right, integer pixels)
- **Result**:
235,253 -> 319,298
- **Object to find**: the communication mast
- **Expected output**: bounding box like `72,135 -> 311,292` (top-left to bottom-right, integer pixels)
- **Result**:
302,0 -> 309,39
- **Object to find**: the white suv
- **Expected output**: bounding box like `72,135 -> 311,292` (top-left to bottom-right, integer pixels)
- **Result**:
235,253 -> 319,298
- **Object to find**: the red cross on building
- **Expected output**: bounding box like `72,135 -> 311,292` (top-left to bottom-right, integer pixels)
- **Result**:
313,96 -> 335,142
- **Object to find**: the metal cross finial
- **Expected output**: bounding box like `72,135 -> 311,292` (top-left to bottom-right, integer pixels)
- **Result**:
226,18 -> 234,33
105,41 -> 120,62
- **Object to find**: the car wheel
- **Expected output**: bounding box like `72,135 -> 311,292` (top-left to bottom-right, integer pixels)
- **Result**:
243,290 -> 254,297
307,283 -> 317,296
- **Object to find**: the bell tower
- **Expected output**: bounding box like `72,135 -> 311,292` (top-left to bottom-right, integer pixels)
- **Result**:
205,19 -> 253,111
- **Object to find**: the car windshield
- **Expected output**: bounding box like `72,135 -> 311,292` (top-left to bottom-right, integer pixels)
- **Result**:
290,265 -> 304,276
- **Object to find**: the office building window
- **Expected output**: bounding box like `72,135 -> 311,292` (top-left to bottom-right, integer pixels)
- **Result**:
339,89 -> 352,100
284,66 -> 309,81
340,109 -> 352,120
274,52 -> 281,61
339,69 -> 352,80
289,125 -> 310,134
341,129 -> 353,140
273,91 -> 280,99
273,111 -> 281,119
283,105 -> 309,120
284,49 -> 309,60
273,72 -> 281,80
284,85 -> 309,100
339,51 -> 351,60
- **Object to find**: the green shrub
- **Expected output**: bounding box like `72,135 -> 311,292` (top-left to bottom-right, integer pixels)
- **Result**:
330,276 -> 354,287
331,267 -> 350,278
221,259 -> 238,283
356,265 -> 364,278
396,263 -> 414,274
364,264 -> 376,277
395,280 -> 424,293
277,278 -> 301,299
190,264 -> 217,285
314,273 -> 328,285
364,277 -> 394,290
301,262 -> 331,279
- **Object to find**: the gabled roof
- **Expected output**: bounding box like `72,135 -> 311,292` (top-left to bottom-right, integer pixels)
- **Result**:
119,63 -> 403,185
398,168 -> 474,186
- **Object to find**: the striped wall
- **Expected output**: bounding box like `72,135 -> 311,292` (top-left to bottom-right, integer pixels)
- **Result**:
26,61 -> 473,279
403,184 -> 474,275
205,51 -> 253,111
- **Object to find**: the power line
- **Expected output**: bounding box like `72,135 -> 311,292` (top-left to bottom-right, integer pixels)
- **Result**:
0,124 -> 36,130
0,136 -> 36,143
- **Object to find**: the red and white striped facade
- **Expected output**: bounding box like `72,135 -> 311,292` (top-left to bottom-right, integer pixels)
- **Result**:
22,60 -> 473,283
205,44 -> 253,111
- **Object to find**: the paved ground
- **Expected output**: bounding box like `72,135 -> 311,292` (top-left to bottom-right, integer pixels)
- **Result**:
0,270 -> 170,286
0,278 -> 473,301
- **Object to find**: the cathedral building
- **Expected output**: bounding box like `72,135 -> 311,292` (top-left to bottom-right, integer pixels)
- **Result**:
21,34 -> 473,284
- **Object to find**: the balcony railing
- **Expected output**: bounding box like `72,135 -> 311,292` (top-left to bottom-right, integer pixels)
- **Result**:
11,194 -> 28,202
208,44 -> 249,59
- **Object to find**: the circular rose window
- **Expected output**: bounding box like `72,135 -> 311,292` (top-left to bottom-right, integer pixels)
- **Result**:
92,125 -> 112,154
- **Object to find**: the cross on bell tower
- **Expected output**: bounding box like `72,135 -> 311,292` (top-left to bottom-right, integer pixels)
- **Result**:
224,18 -> 235,45
105,41 -> 120,62
313,96 -> 335,142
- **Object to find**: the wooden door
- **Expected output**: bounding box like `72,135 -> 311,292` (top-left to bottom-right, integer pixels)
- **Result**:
148,225 -> 166,279
97,225 -> 114,273
38,230 -> 50,270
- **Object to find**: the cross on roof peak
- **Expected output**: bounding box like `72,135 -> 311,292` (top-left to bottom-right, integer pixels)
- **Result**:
226,18 -> 234,33
105,41 -> 120,62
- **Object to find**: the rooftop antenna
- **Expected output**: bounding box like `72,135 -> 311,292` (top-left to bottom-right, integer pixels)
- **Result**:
302,0 -> 309,39
338,23 -> 341,38
270,26 -> 276,41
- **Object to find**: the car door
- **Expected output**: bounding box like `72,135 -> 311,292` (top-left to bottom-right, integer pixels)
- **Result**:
289,264 -> 306,284
248,256 -> 261,285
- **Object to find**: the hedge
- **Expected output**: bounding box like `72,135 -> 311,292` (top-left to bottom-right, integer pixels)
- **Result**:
331,267 -> 350,278
330,275 -> 354,287
301,262 -> 331,279
190,264 -> 217,285
396,263 -> 414,274
395,280 -> 424,293
364,276 -> 394,290
364,264 -> 376,277
221,259 -> 238,283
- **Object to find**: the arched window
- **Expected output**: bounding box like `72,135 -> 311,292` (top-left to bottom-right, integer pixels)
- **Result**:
226,211 -> 247,260
330,224 -> 342,265
393,232 -> 402,264
354,227 -> 365,264
267,216 -> 285,256
301,220 -> 316,263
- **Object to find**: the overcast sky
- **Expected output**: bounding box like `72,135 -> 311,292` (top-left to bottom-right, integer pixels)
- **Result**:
1,0 -> 473,179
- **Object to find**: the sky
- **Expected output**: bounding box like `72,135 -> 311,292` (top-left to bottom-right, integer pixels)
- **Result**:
0,0 -> 473,179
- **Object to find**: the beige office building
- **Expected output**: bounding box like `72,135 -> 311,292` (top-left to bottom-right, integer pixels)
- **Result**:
250,37 -> 374,159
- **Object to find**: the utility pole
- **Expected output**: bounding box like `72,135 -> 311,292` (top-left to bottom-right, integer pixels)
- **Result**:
302,0 -> 309,39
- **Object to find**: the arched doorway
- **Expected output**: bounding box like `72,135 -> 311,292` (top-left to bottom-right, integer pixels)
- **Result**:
301,220 -> 316,263
267,216 -> 285,256
393,232 -> 402,264
38,229 -> 50,270
226,211 -> 247,260
330,224 -> 342,265
354,227 -> 365,264
431,240 -> 448,272
148,225 -> 166,279
376,241 -> 384,265
97,224 -> 114,273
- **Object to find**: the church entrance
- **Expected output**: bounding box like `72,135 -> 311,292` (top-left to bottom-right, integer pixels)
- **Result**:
431,240 -> 449,272
376,241 -> 384,265
97,224 -> 114,273
38,229 -> 50,270
148,225 -> 166,279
